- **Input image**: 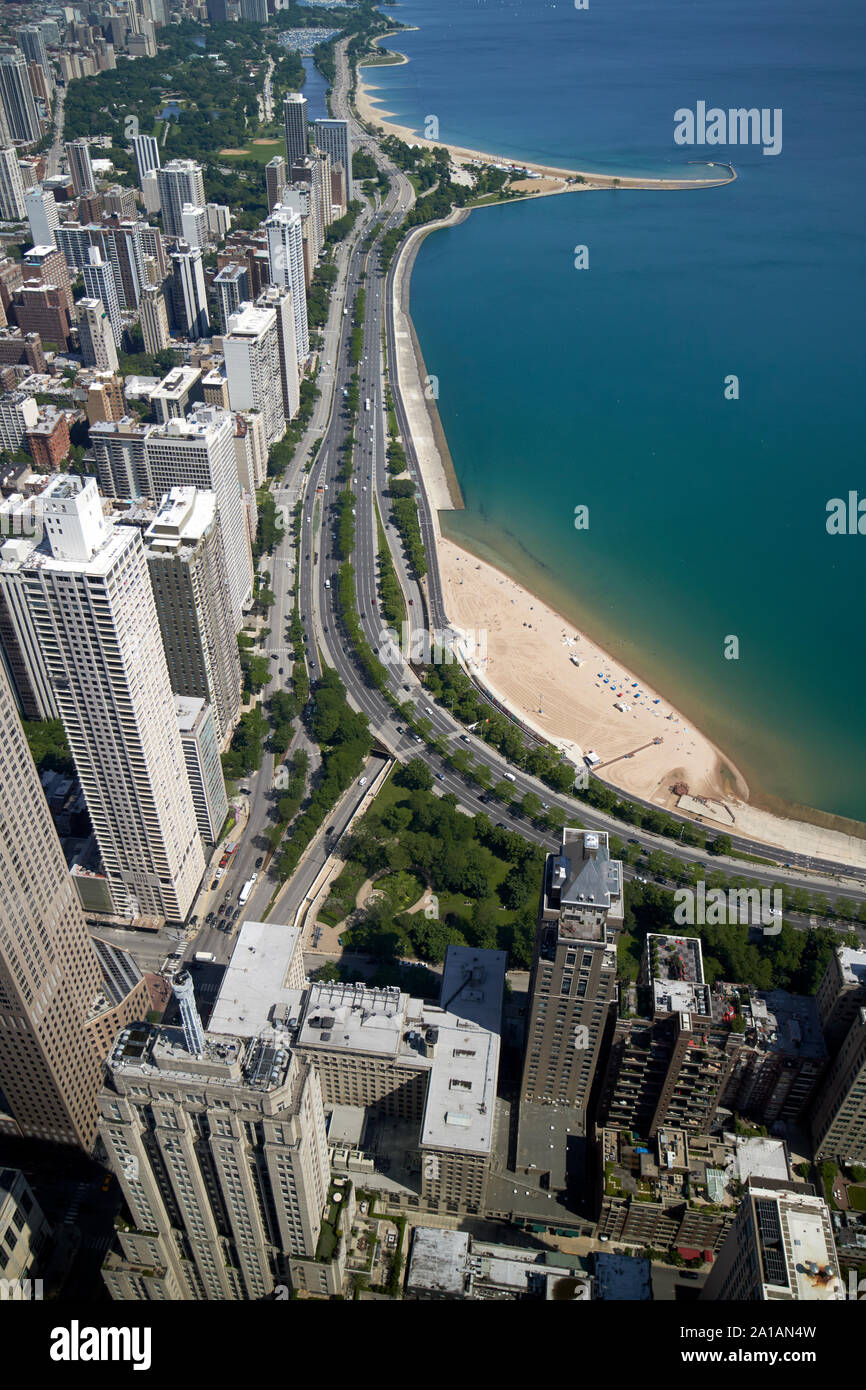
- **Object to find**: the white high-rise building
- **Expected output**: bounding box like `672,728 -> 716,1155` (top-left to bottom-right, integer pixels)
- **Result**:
77,297 -> 119,372
180,202 -> 207,250
0,146 -> 26,220
24,186 -> 58,246
223,302 -> 286,445
170,240 -> 209,341
145,408 -> 253,628
157,159 -> 205,238
82,246 -> 122,348
175,695 -> 229,847
265,204 -> 308,365
145,487 -> 242,748
283,92 -> 308,167
132,132 -> 160,187
17,476 -> 205,923
256,283 -> 300,421
141,168 -> 161,214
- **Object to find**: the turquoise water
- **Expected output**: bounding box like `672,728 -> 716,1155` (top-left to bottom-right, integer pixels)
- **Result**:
371,0 -> 866,823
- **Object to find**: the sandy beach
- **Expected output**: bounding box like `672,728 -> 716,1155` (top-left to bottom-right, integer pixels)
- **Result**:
438,537 -> 744,805
355,58 -> 736,191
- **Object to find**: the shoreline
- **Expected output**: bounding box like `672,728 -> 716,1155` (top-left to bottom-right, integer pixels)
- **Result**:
369,49 -> 866,865
357,45 -> 737,192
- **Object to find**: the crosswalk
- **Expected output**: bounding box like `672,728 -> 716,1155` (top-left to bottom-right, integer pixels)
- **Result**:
61,1181 -> 88,1226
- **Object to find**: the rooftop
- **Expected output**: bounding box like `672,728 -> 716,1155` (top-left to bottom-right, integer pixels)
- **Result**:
406,1227 -> 469,1298
745,990 -> 827,1060
208,918 -> 304,1038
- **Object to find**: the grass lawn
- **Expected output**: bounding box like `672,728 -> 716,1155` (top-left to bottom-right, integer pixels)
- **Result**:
375,870 -> 425,910
218,139 -> 284,164
848,1185 -> 866,1213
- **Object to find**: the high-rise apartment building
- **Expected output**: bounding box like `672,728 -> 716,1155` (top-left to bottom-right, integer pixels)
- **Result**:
175,696 -> 229,848
0,147 -> 26,220
0,49 -> 41,145
132,132 -> 160,187
77,297 -> 119,372
170,240 -> 209,341
145,487 -> 242,747
812,1009 -> 866,1164
157,159 -> 206,239
181,202 -> 207,251
256,282 -> 299,421
816,946 -> 866,1056
0,660 -> 104,1148
213,262 -> 250,333
313,118 -> 350,191
145,407 -> 253,627
23,243 -> 72,312
65,139 -> 96,196
238,0 -> 268,22
223,301 -> 286,444
17,476 -> 205,923
265,203 -> 308,365
283,92 -> 308,167
25,187 -> 59,247
265,154 -> 286,212
520,829 -> 622,1113
82,246 -> 122,347
91,417 -> 151,499
701,1178 -> 844,1301
139,282 -> 170,354
15,26 -> 50,75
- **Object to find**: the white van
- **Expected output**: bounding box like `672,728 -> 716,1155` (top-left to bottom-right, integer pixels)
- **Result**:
503,772 -> 516,783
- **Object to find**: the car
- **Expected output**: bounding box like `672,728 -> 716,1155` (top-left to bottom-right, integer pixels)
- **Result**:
436,772 -> 444,780
541,802 -> 550,811
206,912 -> 215,923
327,826 -> 336,836
425,706 -> 434,715
460,734 -> 469,743
255,857 -> 264,869
403,684 -> 411,691
101,1175 -> 112,1192
396,726 -> 404,733
232,909 -> 241,921
681,1271 -> 701,1281
413,735 -> 422,744
225,891 -> 232,901
627,838 -> 641,845
279,667 -> 284,674
211,880 -> 219,891
189,915 -> 198,927
409,598 -> 414,606
359,776 -> 368,786
496,822 -> 507,829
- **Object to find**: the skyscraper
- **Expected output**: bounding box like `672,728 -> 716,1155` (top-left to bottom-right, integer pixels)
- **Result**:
283,93 -> 308,167
17,476 -> 206,923
131,132 -> 160,187
77,296 -> 119,372
0,661 -> 104,1149
238,0 -> 268,21
139,282 -> 170,354
145,408 -> 253,627
256,283 -> 300,421
145,487 -> 242,747
181,202 -> 207,251
90,418 -> 151,499
265,154 -> 286,212
0,50 -> 41,146
24,187 -> 58,247
65,139 -> 96,197
0,147 -> 26,221
812,1008 -> 866,1164
82,245 -> 122,347
313,119 -> 351,184
15,26 -> 50,76
265,204 -> 308,365
223,301 -> 286,444
98,994 -> 331,1300
175,696 -> 229,849
157,159 -> 206,239
213,262 -> 250,334
170,240 -> 209,341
